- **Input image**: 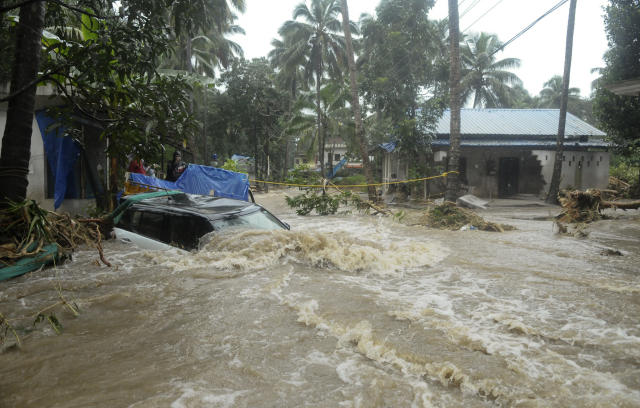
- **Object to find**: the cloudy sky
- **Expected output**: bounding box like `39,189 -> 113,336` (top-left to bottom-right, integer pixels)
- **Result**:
230,0 -> 609,98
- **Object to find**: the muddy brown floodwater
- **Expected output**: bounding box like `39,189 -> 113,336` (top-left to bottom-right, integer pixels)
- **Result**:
1,191 -> 639,407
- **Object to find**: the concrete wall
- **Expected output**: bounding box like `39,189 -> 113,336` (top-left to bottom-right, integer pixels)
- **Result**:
422,147 -> 609,198
533,150 -> 610,190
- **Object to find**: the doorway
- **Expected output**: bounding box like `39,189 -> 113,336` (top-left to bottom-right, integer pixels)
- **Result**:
498,157 -> 519,197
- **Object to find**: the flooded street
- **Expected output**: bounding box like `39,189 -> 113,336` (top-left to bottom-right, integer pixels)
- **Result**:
1,192 -> 639,407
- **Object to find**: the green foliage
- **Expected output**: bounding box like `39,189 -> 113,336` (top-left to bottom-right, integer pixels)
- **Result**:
286,164 -> 322,186
285,189 -> 377,216
218,58 -> 289,180
221,158 -> 240,172
593,0 -> 640,163
286,191 -> 342,215
460,32 -> 522,108
610,156 -> 639,195
359,0 -> 446,159
334,173 -> 367,186
1,0 -> 246,177
610,157 -> 639,182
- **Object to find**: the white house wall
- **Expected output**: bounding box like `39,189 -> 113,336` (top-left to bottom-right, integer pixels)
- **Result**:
423,148 -> 609,198
533,150 -> 610,190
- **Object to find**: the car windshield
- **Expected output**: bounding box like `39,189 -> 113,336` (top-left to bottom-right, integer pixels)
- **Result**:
211,209 -> 284,231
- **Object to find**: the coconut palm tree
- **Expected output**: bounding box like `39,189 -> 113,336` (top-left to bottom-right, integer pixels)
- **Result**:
268,37 -> 309,98
275,0 -> 350,176
460,32 -> 522,108
445,0 -> 462,203
0,2 -> 45,204
164,0 -> 246,75
537,75 -> 581,108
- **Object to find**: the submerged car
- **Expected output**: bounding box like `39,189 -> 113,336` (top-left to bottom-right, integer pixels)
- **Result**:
112,191 -> 289,251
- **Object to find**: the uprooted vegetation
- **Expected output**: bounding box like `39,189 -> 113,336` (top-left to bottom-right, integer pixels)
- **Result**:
556,189 -> 640,224
555,189 -> 640,237
285,189 -> 392,216
0,200 -> 111,268
421,202 -> 515,232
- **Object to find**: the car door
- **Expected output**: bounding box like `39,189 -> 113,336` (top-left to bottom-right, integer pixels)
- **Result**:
114,207 -> 176,251
167,213 -> 213,250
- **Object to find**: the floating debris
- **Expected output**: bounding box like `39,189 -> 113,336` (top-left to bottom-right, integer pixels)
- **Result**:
421,202 -> 515,232
0,200 -> 111,272
556,189 -> 640,224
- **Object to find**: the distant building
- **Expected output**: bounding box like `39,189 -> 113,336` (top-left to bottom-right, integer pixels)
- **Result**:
293,137 -> 363,171
380,109 -> 609,198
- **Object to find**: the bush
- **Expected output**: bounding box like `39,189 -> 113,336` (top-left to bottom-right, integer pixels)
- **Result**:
285,191 -> 342,215
221,158 -> 240,173
287,164 -> 322,186
334,174 -> 367,186
609,158 -> 639,197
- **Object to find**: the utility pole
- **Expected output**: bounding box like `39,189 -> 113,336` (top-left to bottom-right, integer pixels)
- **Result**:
546,0 -> 577,204
445,0 -> 461,203
340,0 -> 377,201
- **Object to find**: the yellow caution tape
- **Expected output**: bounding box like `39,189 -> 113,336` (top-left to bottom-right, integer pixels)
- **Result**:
249,171 -> 458,189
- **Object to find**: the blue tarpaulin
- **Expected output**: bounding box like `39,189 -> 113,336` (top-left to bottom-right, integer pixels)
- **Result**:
128,164 -> 250,202
129,173 -> 178,191
378,141 -> 397,153
36,111 -> 81,209
176,164 -> 249,201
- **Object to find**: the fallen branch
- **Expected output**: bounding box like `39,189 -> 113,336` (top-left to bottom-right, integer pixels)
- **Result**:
1,200 -> 111,268
601,200 -> 640,210
557,189 -> 640,224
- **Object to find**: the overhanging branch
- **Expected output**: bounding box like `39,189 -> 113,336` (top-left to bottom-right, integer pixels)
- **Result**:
1,0 -> 112,19
0,72 -> 54,103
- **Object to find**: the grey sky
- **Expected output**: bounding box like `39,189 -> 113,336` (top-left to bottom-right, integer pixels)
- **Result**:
230,0 -> 608,98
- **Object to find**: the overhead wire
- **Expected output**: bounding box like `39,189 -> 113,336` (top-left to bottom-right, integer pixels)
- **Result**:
460,0 -> 484,19
489,0 -> 569,57
463,0 -> 506,33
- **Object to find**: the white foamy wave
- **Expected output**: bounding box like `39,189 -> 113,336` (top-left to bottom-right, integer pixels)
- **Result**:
143,229 -> 446,275
169,382 -> 247,408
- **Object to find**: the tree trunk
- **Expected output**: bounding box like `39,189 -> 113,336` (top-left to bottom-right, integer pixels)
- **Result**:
316,71 -> 325,178
340,0 -> 377,201
445,0 -> 461,203
253,120 -> 259,182
0,2 -> 46,205
546,0 -> 577,204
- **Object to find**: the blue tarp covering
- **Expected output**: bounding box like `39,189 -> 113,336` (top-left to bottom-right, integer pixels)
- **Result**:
129,173 -> 178,191
378,141 -> 397,153
36,111 -> 81,209
129,164 -> 250,202
176,164 -> 249,201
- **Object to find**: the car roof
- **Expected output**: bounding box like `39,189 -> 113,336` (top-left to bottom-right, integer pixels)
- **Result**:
124,192 -> 260,220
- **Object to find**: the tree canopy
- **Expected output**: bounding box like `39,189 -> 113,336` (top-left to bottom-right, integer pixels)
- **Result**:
593,0 -> 640,165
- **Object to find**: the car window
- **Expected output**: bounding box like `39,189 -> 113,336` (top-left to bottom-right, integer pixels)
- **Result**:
168,214 -> 213,250
211,209 -> 285,232
137,211 -> 169,243
116,208 -> 141,232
